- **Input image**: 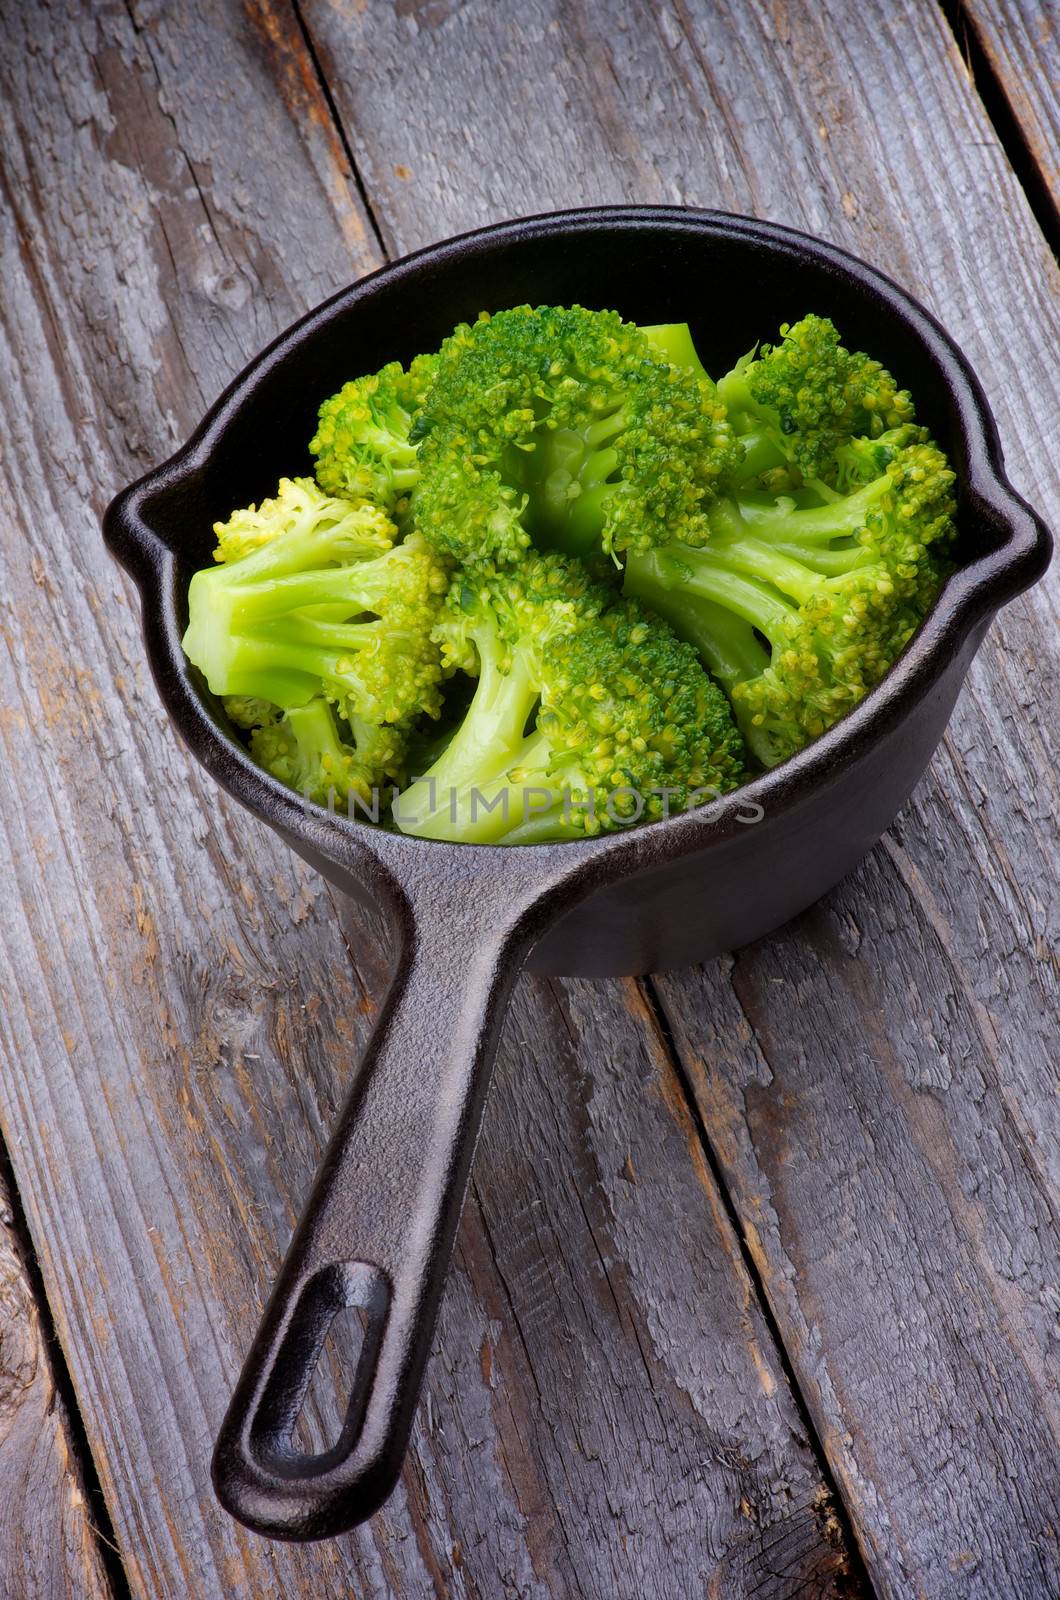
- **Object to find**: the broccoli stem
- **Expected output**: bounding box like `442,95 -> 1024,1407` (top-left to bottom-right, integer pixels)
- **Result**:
639,322 -> 709,377
360,427 -> 418,488
563,469 -> 620,545
214,567 -> 383,627
769,538 -> 871,576
220,521 -> 378,581
497,808 -> 588,845
284,699 -> 351,779
623,549 -> 779,767
687,538 -> 848,608
718,473 -> 889,542
528,406 -> 627,554
727,427 -> 789,484
653,556 -> 796,654
202,615 -> 400,709
715,366 -> 756,421
584,407 -> 628,450
396,634 -> 540,842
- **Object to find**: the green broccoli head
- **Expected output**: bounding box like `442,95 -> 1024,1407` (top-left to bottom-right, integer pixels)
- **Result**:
410,305 -> 740,563
223,694 -> 282,731
529,598 -> 748,836
249,698 -> 408,809
211,475 -> 395,565
433,547 -> 603,676
718,314 -> 916,489
625,434 -> 956,768
394,552 -> 747,843
185,306 -> 960,839
310,352 -> 438,510
182,477 -> 449,800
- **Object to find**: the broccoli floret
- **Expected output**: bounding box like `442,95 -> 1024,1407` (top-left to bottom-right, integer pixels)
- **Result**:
718,315 -> 916,491
394,553 -> 603,839
310,353 -> 438,511
410,306 -> 739,564
394,553 -> 746,843
625,436 -> 955,768
249,697 -> 407,809
211,475 -> 395,565
223,695 -> 282,731
186,308 -> 961,838
183,477 -> 449,798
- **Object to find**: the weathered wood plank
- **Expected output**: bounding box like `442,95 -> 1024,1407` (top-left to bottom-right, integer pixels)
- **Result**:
0,1158 -> 113,1600
957,0 -> 1060,222
342,910 -> 859,1599
0,1 -> 855,1595
296,1 -> 1060,1595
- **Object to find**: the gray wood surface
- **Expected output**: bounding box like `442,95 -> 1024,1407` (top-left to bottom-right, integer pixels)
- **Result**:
0,0 -> 1056,1596
960,0 -> 1060,217
0,1163 -> 112,1600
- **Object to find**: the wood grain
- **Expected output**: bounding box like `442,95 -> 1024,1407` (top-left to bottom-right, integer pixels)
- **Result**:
958,0 -> 1060,220
294,1 -> 1060,1596
0,1159 -> 113,1600
0,1 -> 856,1595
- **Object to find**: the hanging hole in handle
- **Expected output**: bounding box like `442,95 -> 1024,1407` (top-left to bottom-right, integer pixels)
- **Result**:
251,1262 -> 390,1477
292,1299 -> 375,1459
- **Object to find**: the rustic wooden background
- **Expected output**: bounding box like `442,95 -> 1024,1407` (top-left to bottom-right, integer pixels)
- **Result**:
0,1 -> 1056,1596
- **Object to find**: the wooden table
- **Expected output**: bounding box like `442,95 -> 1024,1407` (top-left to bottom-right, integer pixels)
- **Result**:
0,2 -> 1056,1595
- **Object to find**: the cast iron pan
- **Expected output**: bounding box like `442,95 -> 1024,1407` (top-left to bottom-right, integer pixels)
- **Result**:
103,207 -> 1051,1540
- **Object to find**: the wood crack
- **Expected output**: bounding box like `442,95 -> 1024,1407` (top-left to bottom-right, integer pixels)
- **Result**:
288,0 -> 391,260
0,1142 -> 130,1599
937,0 -> 1060,260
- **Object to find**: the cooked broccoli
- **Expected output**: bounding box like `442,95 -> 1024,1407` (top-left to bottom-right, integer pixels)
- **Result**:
184,307 -> 961,839
409,305 -> 739,564
223,694 -> 283,731
394,552 -> 746,843
718,314 -> 916,492
639,321 -> 710,376
625,433 -> 955,767
310,353 -> 438,511
249,697 -> 407,809
182,476 -> 449,802
210,475 -> 394,566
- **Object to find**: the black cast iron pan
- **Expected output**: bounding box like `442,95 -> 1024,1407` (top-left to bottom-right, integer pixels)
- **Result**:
103,207 -> 1051,1541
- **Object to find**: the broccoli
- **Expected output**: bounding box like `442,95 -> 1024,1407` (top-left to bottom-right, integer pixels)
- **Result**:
409,305 -> 739,564
210,475 -> 394,566
249,697 -> 407,809
223,694 -> 283,731
182,476 -> 449,802
394,552 -> 746,843
310,353 -> 438,511
184,307 -> 961,840
717,314 -> 917,492
639,321 -> 710,377
625,433 -> 955,767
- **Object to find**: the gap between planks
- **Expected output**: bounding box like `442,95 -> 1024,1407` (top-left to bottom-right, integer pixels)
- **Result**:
937,0 -> 1060,260
0,1137 -> 133,1600
289,0 -> 390,257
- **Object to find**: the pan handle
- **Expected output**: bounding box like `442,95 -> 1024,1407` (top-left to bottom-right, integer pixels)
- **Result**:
212,882 -> 532,1540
